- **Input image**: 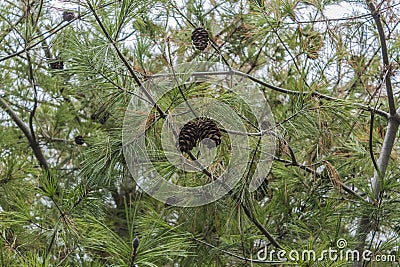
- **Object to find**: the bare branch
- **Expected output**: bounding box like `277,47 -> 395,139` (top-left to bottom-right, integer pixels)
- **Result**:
353,2 -> 400,265
368,110 -> 382,186
26,53 -> 38,141
366,0 -> 396,116
0,97 -> 49,170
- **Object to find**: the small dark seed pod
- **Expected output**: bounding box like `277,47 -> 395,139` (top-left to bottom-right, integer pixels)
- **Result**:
74,135 -> 84,145
50,60 -> 64,70
99,112 -> 110,124
132,237 -> 140,250
90,112 -> 98,121
62,11 -> 75,22
91,110 -> 110,124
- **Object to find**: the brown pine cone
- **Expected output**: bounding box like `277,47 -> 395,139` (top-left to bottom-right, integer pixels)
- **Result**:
191,28 -> 209,51
178,120 -> 199,152
197,118 -> 221,148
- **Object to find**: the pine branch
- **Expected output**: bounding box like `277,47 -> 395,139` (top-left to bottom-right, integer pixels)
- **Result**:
253,0 -> 311,90
0,231 -> 23,257
0,1 -> 118,63
26,53 -> 38,143
0,20 -> 66,62
166,38 -> 198,117
352,2 -> 400,266
185,148 -> 281,248
86,4 -> 281,248
0,97 -> 68,225
242,72 -> 392,121
284,3 -> 400,24
150,70 -> 391,120
86,1 -> 167,118
273,156 -> 369,204
0,12 -> 25,44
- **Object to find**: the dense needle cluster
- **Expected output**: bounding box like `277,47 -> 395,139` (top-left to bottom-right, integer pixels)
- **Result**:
91,110 -> 110,124
178,117 -> 221,152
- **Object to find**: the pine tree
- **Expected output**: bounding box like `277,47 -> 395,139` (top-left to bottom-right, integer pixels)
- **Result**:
1,0 -> 399,266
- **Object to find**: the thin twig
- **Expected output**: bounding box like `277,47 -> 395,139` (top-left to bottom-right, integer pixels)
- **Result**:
129,247 -> 138,267
0,97 -> 49,170
273,156 -> 369,204
0,231 -> 23,257
149,70 -> 391,120
368,110 -> 382,190
166,37 -> 198,117
86,1 -> 166,118
0,13 -> 25,44
0,20 -> 67,62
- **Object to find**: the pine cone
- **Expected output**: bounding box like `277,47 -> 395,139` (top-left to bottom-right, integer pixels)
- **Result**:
63,11 -> 75,22
197,118 -> 221,148
178,120 -> 199,152
191,28 -> 209,51
178,118 -> 221,152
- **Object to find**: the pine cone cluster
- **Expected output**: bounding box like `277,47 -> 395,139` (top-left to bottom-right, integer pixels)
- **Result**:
191,28 -> 209,51
178,118 -> 221,152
